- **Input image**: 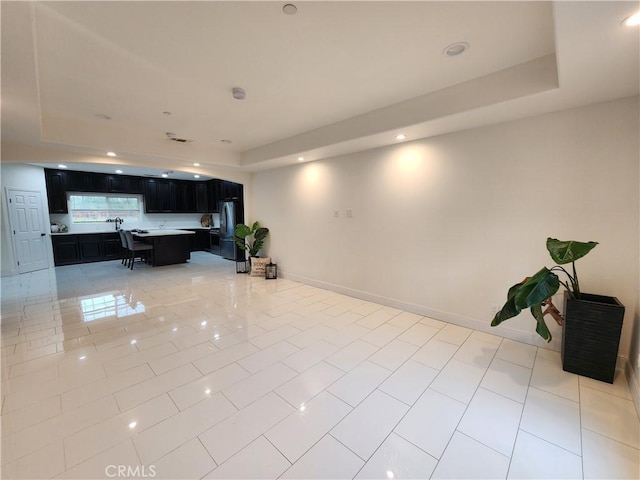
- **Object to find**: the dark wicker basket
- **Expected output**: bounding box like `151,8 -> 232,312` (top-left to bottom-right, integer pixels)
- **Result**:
562,292 -> 624,384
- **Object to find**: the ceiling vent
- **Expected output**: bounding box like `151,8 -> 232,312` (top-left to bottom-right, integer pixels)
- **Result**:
166,132 -> 193,143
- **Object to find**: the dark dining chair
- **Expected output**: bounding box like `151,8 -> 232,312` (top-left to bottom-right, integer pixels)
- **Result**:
117,229 -> 128,266
123,230 -> 153,270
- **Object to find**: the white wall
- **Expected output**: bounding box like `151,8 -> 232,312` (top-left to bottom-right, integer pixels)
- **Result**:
252,96 -> 640,356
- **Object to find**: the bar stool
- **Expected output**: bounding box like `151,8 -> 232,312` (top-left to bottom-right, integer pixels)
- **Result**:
118,229 -> 128,265
124,230 -> 153,270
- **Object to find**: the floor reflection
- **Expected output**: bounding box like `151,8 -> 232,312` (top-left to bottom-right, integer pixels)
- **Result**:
79,292 -> 146,322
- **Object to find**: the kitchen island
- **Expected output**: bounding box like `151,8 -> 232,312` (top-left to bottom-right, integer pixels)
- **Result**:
133,229 -> 194,266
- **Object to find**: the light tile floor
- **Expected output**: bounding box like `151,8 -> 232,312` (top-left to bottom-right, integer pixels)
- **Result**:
1,253 -> 638,479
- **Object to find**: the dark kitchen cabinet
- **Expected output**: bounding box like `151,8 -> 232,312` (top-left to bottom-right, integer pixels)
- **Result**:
221,181 -> 242,201
174,181 -> 195,212
145,179 -> 175,213
52,235 -> 80,265
180,229 -> 210,251
44,168 -> 236,215
106,175 -> 130,193
127,177 -> 145,194
45,169 -> 68,213
67,170 -> 107,192
207,179 -> 222,212
101,232 -> 122,260
52,233 -> 123,266
195,182 -> 209,213
78,234 -> 102,262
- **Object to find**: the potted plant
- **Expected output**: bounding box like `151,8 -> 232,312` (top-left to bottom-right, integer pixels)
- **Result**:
233,221 -> 269,257
491,238 -> 624,383
233,221 -> 270,274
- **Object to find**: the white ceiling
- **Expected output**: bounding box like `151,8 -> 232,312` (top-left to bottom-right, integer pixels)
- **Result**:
2,1 -> 638,179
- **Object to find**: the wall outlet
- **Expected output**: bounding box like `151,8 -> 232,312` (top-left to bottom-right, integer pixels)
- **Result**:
345,209 -> 353,218
333,209 -> 339,218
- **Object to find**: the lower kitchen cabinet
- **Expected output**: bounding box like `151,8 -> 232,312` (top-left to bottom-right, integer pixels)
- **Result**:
52,232 -> 123,266
181,229 -> 211,251
52,235 -> 81,266
78,234 -> 102,262
101,233 -> 122,260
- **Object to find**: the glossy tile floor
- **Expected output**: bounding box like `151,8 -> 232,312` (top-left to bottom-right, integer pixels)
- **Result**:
1,252 -> 639,479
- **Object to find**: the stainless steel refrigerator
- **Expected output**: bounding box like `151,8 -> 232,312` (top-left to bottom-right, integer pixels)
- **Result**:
219,201 -> 239,260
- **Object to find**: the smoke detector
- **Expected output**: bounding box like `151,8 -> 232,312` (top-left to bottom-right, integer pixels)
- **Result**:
232,87 -> 246,100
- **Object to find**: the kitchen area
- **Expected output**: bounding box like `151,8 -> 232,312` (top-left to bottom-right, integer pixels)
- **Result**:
44,168 -> 245,268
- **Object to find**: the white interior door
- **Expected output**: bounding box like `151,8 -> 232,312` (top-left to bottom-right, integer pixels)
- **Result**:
7,189 -> 50,274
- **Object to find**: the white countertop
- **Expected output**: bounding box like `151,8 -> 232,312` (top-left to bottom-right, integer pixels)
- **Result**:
133,229 -> 195,237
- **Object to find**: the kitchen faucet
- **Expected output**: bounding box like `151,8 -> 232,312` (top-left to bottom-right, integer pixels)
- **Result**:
107,217 -> 124,230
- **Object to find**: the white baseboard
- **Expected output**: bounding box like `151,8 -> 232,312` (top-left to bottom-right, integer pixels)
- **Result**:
281,271 -> 560,351
624,358 -> 640,419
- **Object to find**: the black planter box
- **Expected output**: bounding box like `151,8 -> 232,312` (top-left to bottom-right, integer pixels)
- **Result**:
562,292 -> 624,384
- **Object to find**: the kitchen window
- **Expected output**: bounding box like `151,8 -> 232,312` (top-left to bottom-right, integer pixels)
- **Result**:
68,193 -> 141,223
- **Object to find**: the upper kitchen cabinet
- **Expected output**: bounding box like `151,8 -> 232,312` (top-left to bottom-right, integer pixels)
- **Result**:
207,179 -> 222,212
106,174 -> 145,194
174,181 -> 195,213
66,170 -> 107,192
44,169 -> 68,213
127,176 -> 145,194
222,181 -> 243,201
144,179 -> 175,213
195,182 -> 209,213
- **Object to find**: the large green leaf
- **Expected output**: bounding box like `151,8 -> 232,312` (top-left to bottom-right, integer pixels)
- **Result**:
254,227 -> 269,242
546,238 -> 598,265
491,281 -> 526,326
513,267 -> 560,309
235,224 -> 252,239
530,304 -> 552,342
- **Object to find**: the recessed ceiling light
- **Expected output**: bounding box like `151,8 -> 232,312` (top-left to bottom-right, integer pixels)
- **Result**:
194,175 -> 200,179
115,169 -> 123,174
107,152 -> 116,157
297,157 -> 304,162
395,134 -> 406,140
193,163 -> 200,167
162,111 -> 172,115
128,421 -> 137,429
623,12 -> 640,26
58,164 -> 67,169
443,42 -> 469,57
283,3 -> 297,15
